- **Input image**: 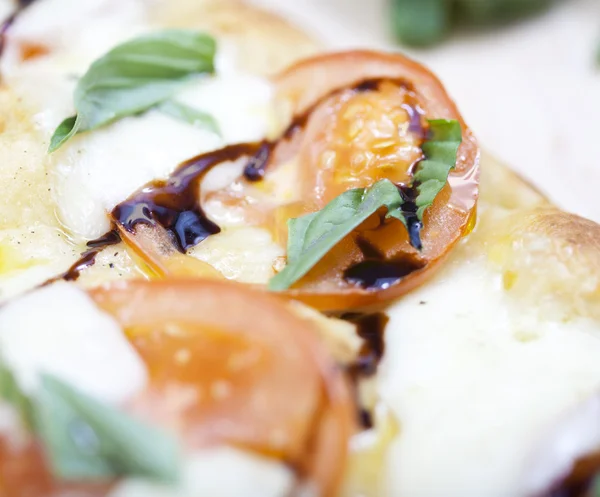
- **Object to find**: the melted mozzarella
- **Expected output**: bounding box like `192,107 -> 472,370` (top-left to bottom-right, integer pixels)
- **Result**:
188,226 -> 284,283
2,0 -> 273,241
0,226 -> 78,302
1,0 -> 146,75
0,282 -> 147,404
379,253 -> 600,497
108,447 -> 294,497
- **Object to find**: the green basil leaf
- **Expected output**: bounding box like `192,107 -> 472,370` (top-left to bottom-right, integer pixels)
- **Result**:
34,373 -> 181,483
0,361 -> 34,429
49,30 -> 216,153
157,99 -> 221,136
48,115 -> 81,153
269,179 -> 404,291
413,119 -> 462,220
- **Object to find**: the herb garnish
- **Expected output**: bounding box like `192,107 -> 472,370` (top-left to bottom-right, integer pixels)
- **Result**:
413,119 -> 462,220
0,363 -> 180,483
268,179 -> 404,291
49,30 -> 217,152
157,99 -> 221,136
268,119 -> 462,291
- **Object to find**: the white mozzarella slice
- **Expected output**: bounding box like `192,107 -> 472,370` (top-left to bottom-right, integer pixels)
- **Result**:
2,0 -> 274,241
188,226 -> 283,283
379,256 -> 600,497
108,446 -> 294,497
0,282 -> 147,405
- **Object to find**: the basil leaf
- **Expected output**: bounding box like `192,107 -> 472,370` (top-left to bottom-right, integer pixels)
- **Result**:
269,120 -> 461,288
34,373 -> 181,483
413,119 -> 462,220
48,115 -> 81,153
49,30 -> 216,152
269,179 -> 404,291
0,361 -> 34,429
157,99 -> 221,136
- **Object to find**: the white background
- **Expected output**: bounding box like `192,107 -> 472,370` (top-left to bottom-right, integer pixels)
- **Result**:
253,0 -> 600,221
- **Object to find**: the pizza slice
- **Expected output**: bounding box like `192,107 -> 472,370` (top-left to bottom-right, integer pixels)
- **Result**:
0,1 -> 599,496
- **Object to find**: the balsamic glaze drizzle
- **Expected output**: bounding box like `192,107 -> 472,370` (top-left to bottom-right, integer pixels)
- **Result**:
112,77 -> 418,255
46,230 -> 121,284
342,312 -> 390,429
398,183 -> 424,250
113,142 -> 263,252
343,258 -> 424,290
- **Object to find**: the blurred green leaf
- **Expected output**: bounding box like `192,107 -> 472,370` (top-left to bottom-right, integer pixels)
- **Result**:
391,0 -> 557,47
391,0 -> 451,46
455,0 -> 555,24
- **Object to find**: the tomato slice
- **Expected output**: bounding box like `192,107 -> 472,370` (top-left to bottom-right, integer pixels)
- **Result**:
269,51 -> 479,309
114,50 -> 479,311
0,280 -> 354,496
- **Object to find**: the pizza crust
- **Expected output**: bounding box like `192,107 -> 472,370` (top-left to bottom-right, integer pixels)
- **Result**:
147,0 -> 319,76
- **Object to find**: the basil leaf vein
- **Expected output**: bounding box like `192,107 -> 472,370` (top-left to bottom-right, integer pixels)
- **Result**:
414,119 -> 462,220
49,30 -> 217,153
34,373 -> 181,483
157,99 -> 221,136
268,179 -> 404,291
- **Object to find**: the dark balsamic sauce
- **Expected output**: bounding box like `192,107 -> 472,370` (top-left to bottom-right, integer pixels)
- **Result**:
113,142 -> 263,252
343,258 -> 424,290
47,230 -> 120,284
345,313 -> 388,376
398,183 -> 424,250
342,312 -> 390,429
355,236 -> 386,260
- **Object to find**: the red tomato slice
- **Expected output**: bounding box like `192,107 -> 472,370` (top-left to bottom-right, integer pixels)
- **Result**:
270,51 -> 479,309
0,280 -> 354,496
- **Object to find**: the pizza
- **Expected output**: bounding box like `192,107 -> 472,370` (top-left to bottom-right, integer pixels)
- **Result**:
1,1 -> 600,496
